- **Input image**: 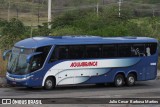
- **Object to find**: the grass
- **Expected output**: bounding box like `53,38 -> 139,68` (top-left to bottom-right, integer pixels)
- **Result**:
0,9 -> 48,26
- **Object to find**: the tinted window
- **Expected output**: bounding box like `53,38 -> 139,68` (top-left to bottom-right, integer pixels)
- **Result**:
68,45 -> 84,59
102,45 -> 117,58
58,46 -> 68,60
85,45 -> 101,58
12,47 -> 34,54
30,46 -> 51,72
132,44 -> 145,57
36,45 -> 52,64
145,43 -> 157,56
49,47 -> 57,63
49,46 -> 68,63
48,43 -> 157,63
118,44 -> 132,57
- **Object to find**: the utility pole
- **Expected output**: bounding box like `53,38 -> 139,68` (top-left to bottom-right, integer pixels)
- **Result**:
96,2 -> 99,17
118,0 -> 122,17
8,0 -> 11,21
38,0 -> 40,25
152,9 -> 155,17
48,0 -> 52,29
102,0 -> 104,5
16,7 -> 19,19
30,0 -> 34,38
12,2 -> 19,20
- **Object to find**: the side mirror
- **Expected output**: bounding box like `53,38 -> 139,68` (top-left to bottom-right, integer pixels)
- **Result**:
3,50 -> 12,60
26,52 -> 42,63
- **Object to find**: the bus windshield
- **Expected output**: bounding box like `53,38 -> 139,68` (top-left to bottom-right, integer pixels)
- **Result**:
7,47 -> 34,75
7,46 -> 52,75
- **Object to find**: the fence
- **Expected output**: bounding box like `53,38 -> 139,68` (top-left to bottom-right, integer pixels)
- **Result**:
0,0 -> 160,26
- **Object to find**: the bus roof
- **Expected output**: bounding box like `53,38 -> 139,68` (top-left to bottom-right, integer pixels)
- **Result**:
14,36 -> 158,48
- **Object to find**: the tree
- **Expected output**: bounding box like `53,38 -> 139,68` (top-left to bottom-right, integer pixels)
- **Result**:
1,18 -> 26,49
2,18 -> 25,38
34,23 -> 51,36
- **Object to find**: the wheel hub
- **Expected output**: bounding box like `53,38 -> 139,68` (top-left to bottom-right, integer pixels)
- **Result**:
117,78 -> 122,86
46,80 -> 52,88
129,76 -> 134,84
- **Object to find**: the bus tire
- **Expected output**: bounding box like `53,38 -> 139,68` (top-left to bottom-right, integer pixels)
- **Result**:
114,74 -> 125,87
126,74 -> 136,86
44,77 -> 55,90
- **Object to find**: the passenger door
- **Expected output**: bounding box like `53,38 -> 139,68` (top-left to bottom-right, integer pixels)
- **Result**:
68,45 -> 86,84
49,46 -> 74,85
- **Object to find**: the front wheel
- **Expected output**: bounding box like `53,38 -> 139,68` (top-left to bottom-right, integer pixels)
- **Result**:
126,74 -> 136,86
44,77 -> 55,90
114,74 -> 125,87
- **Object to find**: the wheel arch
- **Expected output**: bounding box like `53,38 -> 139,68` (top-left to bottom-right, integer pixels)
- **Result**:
114,71 -> 125,87
42,75 -> 56,86
127,71 -> 138,81
114,71 -> 126,80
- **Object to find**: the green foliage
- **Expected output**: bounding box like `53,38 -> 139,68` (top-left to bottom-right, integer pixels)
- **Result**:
51,26 -> 84,36
33,23 -> 51,36
51,9 -> 93,29
0,19 -> 7,35
133,0 -> 160,4
1,6 -> 160,50
50,7 -> 143,37
131,17 -> 160,39
2,18 -> 25,37
0,19 -> 7,27
0,18 -> 27,49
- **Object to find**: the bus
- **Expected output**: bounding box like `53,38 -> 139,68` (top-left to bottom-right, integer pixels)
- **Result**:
3,36 -> 158,90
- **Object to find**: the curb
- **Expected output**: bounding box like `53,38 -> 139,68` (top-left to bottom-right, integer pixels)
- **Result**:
0,84 -> 10,88
0,76 -> 8,88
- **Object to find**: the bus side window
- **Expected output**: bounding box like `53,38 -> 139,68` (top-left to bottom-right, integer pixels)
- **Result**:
132,44 -> 145,57
68,45 -> 84,59
49,46 -> 68,63
49,46 -> 58,63
118,44 -> 132,57
58,46 -> 68,60
36,46 -> 52,65
102,45 -> 117,58
30,45 -> 51,71
85,45 -> 101,58
145,43 -> 157,56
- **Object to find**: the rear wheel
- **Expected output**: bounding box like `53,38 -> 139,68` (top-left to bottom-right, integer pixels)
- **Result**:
114,74 -> 125,87
44,77 -> 55,90
126,74 -> 136,86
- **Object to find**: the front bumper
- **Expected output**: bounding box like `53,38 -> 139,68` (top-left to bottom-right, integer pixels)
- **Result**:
7,79 -> 29,87
6,73 -> 33,87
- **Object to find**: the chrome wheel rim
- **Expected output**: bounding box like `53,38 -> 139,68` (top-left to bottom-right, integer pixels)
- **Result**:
46,80 -> 53,88
128,76 -> 135,84
117,78 -> 123,86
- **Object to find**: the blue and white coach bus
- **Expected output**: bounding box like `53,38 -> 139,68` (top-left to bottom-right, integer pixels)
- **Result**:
3,36 -> 158,89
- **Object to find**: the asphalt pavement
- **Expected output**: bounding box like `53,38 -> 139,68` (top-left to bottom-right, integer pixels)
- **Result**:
0,72 -> 160,107
0,80 -> 160,107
